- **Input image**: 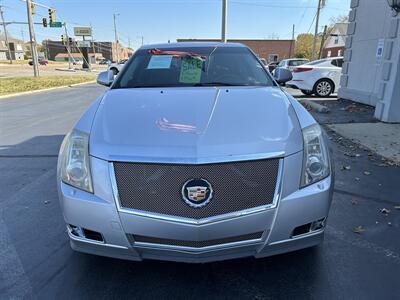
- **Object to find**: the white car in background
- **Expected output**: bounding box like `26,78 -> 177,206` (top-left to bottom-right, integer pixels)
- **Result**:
108,58 -> 129,75
287,57 -> 343,97
275,58 -> 310,73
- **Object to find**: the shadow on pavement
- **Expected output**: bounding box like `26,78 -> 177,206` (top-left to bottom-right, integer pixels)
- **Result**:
1,135 -> 399,300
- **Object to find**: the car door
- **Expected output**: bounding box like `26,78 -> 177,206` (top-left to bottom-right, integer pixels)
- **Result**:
329,58 -> 343,91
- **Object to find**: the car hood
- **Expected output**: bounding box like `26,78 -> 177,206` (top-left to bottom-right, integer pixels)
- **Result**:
89,87 -> 303,163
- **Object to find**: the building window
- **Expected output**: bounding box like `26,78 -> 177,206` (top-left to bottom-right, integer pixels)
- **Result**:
338,49 -> 343,56
334,36 -> 339,44
268,54 -> 279,62
327,50 -> 332,57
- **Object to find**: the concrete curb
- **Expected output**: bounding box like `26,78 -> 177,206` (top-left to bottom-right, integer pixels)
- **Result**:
299,99 -> 330,113
54,68 -> 77,72
0,80 -> 96,99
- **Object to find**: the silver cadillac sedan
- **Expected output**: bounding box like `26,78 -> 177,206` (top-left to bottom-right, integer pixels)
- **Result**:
57,42 -> 333,263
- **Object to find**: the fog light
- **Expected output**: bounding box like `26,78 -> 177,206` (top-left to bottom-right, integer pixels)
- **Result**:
311,218 -> 326,231
68,225 -> 104,242
68,224 -> 84,238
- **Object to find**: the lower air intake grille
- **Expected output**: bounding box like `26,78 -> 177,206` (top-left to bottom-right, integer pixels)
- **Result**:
113,158 -> 280,219
132,232 -> 264,248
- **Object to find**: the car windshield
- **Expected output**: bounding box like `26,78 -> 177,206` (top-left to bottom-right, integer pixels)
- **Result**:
277,60 -> 286,67
112,46 -> 273,88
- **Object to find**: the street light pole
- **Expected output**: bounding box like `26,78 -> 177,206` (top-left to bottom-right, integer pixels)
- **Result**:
26,0 -> 39,76
312,0 -> 323,61
113,13 -> 119,62
0,6 -> 12,64
221,0 -> 227,42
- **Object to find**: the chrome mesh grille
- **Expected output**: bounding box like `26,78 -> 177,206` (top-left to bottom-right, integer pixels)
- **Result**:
113,158 -> 280,219
131,232 -> 264,248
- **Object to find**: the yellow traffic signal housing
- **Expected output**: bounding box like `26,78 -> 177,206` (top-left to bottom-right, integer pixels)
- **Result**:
48,9 -> 55,23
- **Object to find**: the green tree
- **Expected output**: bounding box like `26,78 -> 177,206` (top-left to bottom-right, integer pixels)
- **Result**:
294,33 -> 321,60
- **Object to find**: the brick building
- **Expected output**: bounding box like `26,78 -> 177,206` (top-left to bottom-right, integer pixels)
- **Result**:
177,39 -> 295,62
43,40 -> 132,62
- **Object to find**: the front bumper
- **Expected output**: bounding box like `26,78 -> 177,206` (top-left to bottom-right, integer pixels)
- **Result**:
58,153 -> 333,263
286,80 -> 313,91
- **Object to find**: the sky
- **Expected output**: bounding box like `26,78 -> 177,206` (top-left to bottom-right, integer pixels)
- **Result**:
1,0 -> 350,50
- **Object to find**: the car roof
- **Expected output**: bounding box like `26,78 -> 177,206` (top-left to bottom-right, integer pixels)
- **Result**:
326,56 -> 344,59
282,58 -> 310,61
140,42 -> 248,49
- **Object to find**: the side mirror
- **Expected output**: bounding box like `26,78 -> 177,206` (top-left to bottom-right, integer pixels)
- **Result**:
97,70 -> 114,87
274,67 -> 293,84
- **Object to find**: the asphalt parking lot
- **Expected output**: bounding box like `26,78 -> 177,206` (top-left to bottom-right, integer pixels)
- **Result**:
0,84 -> 399,299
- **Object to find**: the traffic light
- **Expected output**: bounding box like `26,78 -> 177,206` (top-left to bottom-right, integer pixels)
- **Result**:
42,18 -> 47,28
68,37 -> 73,44
48,8 -> 55,23
31,3 -> 35,14
61,34 -> 65,44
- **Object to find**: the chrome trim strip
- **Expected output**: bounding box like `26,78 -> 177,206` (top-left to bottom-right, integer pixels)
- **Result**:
109,157 -> 284,225
67,227 -> 129,249
133,239 -> 264,254
105,151 -> 286,164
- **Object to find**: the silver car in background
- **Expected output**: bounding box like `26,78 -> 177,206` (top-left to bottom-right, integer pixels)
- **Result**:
57,42 -> 333,263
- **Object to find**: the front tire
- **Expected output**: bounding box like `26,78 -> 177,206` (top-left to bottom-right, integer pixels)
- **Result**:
313,79 -> 334,97
301,89 -> 313,95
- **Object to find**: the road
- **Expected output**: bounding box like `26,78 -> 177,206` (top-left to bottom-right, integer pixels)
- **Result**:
0,84 -> 399,299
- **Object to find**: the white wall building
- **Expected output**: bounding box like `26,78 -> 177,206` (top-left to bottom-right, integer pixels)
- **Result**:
322,23 -> 348,58
339,0 -> 400,122
0,33 -> 24,61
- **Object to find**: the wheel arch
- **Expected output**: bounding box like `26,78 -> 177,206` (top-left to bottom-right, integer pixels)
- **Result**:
313,77 -> 335,93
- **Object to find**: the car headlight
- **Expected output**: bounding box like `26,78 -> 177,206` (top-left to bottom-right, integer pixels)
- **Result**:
59,129 -> 93,193
300,124 -> 330,187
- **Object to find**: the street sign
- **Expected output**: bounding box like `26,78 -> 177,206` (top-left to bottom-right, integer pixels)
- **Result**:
74,27 -> 92,36
376,39 -> 385,59
49,21 -> 62,28
76,40 -> 91,48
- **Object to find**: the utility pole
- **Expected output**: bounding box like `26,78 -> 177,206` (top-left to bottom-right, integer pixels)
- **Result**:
221,0 -> 227,42
319,25 -> 328,59
63,23 -> 73,70
289,24 -> 295,58
113,13 -> 119,62
312,0 -> 323,61
90,23 -> 95,60
26,0 -> 39,76
0,6 -> 13,64
141,36 -> 143,46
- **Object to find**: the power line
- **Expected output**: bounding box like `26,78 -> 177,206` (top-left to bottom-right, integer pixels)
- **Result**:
307,11 -> 317,33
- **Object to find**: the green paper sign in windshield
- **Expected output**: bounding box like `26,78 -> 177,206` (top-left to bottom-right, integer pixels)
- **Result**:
179,56 -> 203,84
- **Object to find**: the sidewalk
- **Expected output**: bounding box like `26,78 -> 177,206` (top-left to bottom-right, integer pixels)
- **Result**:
306,98 -> 400,268
306,98 -> 400,164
